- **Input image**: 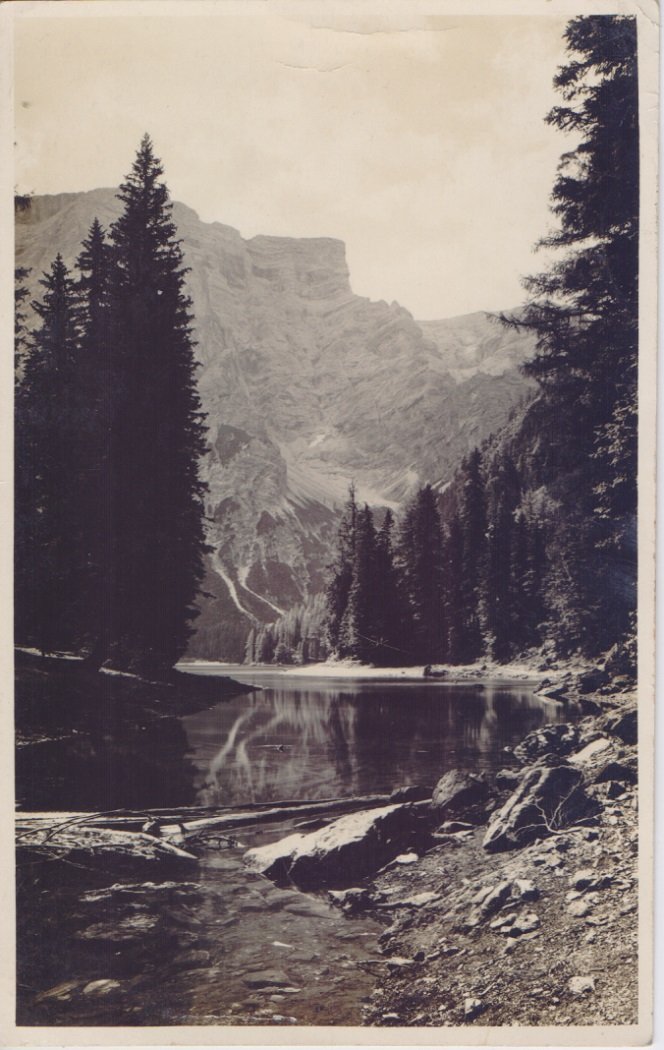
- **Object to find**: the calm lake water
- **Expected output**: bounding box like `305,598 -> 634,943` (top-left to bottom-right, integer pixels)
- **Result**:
18,669 -> 563,1027
182,667 -> 564,807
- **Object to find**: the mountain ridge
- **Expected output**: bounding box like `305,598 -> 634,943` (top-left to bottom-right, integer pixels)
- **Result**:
16,190 -> 537,658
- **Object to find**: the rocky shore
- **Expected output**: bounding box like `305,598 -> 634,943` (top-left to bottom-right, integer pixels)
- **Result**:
245,663 -> 639,1028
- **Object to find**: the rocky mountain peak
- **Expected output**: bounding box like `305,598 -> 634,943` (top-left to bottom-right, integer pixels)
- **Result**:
16,190 -> 537,658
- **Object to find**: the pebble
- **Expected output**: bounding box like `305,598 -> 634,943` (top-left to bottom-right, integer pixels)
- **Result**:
381,1013 -> 401,1024
568,899 -> 592,918
464,997 -> 484,1020
568,975 -> 596,995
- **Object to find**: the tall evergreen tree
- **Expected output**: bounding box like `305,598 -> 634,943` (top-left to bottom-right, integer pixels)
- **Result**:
484,454 -> 520,661
76,220 -> 114,661
14,266 -> 31,374
457,450 -> 486,662
325,484 -> 357,653
441,508 -> 465,664
396,485 -> 444,663
372,508 -> 405,664
103,135 -> 209,675
15,256 -> 84,652
338,504 -> 378,662
506,16 -> 638,654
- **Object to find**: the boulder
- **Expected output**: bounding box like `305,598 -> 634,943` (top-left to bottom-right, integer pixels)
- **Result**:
483,764 -> 600,852
603,709 -> 637,745
513,724 -> 579,764
594,759 -> 637,785
244,804 -> 427,888
577,668 -> 609,694
431,770 -> 490,820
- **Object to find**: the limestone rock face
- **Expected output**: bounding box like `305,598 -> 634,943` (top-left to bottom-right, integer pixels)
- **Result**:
244,803 -> 426,888
17,191 -> 536,656
483,764 -> 600,853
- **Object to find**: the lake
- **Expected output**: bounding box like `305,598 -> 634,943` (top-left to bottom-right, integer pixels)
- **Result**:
18,669 -> 563,1027
181,667 -> 563,807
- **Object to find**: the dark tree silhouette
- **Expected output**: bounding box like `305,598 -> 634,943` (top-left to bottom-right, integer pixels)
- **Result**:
102,135 -> 209,676
15,256 -> 84,652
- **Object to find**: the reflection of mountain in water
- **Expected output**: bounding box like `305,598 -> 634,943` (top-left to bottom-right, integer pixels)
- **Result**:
182,682 -> 561,806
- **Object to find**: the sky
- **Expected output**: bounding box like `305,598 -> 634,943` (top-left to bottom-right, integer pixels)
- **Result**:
13,3 -> 571,319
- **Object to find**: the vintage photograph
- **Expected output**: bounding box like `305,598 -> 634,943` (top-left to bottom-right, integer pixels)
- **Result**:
4,0 -> 656,1042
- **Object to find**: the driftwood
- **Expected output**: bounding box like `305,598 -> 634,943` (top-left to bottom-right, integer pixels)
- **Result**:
16,793 -> 395,845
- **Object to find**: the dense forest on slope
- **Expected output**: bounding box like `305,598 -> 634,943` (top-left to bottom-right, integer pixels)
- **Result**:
252,15 -> 637,671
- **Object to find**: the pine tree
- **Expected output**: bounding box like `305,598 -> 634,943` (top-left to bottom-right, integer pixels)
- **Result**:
484,454 -> 520,661
14,266 -> 31,374
457,450 -> 486,662
372,508 -> 405,664
338,504 -> 378,662
325,484 -> 357,653
442,509 -> 464,664
396,485 -> 444,663
103,136 -> 209,675
76,220 -> 114,661
506,16 -> 638,654
15,256 -> 84,652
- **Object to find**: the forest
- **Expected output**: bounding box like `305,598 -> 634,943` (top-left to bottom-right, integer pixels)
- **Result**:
251,16 -> 638,672
15,136 -> 209,679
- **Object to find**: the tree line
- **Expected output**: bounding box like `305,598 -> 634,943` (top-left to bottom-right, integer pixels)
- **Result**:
15,136 -> 208,678
323,15 -> 637,670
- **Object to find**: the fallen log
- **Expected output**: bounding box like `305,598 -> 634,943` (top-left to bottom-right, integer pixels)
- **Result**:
15,792 -> 396,842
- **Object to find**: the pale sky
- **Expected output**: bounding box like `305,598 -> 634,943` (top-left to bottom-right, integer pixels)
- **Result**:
13,4 -> 571,319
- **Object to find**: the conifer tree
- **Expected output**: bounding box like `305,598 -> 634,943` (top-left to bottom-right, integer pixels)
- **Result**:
457,450 -> 486,662
76,220 -> 114,661
338,504 -> 378,661
442,509 -> 464,664
325,484 -> 357,653
507,16 -> 638,653
372,508 -> 405,664
484,454 -> 520,661
104,135 -> 209,675
15,256 -> 84,652
396,485 -> 444,663
14,266 -> 31,374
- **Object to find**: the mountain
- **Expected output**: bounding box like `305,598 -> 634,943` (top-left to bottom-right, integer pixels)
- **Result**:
16,189 -> 536,658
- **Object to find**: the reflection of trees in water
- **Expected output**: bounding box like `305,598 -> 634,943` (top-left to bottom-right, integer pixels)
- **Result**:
190,684 -> 563,806
17,714 -> 200,811
196,688 -> 363,805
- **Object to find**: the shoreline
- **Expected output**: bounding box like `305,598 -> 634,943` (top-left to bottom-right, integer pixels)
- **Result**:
179,657 -> 580,687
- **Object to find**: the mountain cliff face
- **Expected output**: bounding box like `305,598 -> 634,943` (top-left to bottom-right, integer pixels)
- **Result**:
16,190 -> 536,658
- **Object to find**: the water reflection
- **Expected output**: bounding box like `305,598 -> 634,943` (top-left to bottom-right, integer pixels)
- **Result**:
183,676 -> 562,806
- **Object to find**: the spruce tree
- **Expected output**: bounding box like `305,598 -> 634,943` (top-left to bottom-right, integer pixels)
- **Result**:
484,454 -> 520,661
338,504 -> 378,662
396,485 -> 444,663
76,220 -> 114,661
372,508 -> 405,664
457,450 -> 486,662
15,256 -> 84,652
14,266 -> 31,374
507,16 -> 638,654
104,135 -> 208,675
325,484 -> 357,653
